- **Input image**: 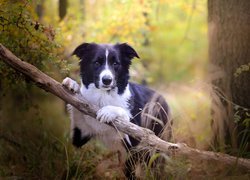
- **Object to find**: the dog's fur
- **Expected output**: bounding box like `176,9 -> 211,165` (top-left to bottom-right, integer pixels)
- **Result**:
62,43 -> 171,179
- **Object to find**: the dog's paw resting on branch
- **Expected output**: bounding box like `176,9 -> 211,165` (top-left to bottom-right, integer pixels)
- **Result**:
62,43 -> 172,179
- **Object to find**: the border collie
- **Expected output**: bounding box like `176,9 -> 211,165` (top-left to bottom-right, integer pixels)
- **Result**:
62,43 -> 171,179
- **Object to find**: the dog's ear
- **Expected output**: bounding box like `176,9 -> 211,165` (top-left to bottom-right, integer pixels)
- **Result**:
115,43 -> 140,59
72,43 -> 96,59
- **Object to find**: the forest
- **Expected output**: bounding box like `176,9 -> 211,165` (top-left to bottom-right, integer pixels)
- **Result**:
0,0 -> 249,179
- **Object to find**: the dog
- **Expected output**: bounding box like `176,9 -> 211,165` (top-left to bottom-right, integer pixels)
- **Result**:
62,43 -> 172,179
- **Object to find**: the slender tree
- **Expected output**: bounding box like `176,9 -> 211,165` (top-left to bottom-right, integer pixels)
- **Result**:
36,0 -> 45,21
59,0 -> 68,21
208,0 -> 250,157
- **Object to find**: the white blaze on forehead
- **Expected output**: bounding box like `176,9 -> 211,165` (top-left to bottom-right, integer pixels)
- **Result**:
102,48 -> 112,77
99,48 -> 113,87
105,48 -> 109,68
105,48 -> 109,60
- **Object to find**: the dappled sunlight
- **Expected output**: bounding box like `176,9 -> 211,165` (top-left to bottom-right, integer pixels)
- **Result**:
159,82 -> 212,149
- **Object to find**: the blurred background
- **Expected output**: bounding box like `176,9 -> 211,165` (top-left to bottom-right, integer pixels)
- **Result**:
1,0 -> 247,179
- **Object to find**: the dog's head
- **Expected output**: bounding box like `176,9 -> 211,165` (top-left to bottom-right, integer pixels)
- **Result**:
73,43 -> 139,94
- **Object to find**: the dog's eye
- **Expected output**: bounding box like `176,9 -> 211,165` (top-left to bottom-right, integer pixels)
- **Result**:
94,61 -> 101,67
113,62 -> 119,66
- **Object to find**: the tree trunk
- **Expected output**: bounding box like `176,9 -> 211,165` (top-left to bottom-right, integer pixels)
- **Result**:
36,0 -> 45,21
59,0 -> 68,21
79,0 -> 85,19
208,0 -> 250,157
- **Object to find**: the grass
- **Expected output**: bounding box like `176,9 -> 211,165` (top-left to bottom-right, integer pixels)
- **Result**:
159,81 -> 212,149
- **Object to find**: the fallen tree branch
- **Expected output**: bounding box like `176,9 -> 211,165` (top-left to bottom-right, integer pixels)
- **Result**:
0,43 -> 249,171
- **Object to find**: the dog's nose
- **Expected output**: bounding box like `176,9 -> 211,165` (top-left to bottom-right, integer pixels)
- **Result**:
102,75 -> 112,85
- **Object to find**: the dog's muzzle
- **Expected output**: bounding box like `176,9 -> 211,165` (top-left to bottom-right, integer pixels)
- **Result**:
99,68 -> 115,90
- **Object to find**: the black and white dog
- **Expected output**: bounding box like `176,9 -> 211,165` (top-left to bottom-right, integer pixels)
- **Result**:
62,43 -> 171,178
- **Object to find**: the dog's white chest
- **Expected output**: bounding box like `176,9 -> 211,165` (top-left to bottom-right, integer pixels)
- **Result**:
76,83 -> 132,143
80,83 -> 131,110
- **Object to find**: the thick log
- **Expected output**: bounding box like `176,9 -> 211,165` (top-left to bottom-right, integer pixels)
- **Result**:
0,43 -> 249,171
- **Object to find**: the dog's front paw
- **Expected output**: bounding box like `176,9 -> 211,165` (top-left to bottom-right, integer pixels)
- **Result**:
97,106 -> 131,123
62,77 -> 80,93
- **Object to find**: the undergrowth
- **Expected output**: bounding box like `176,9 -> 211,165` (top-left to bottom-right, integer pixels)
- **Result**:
1,82 -> 249,179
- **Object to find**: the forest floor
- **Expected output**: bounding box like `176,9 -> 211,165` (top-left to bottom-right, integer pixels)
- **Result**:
0,83 -> 249,179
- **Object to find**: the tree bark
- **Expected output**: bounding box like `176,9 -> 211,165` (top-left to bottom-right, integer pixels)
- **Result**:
208,0 -> 250,156
0,43 -> 250,171
59,0 -> 68,21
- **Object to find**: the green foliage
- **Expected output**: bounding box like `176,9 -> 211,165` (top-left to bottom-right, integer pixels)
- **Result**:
148,1 -> 208,82
233,106 -> 250,158
145,153 -> 163,179
234,63 -> 250,77
0,0 -> 67,85
42,0 -> 207,83
83,0 -> 207,83
137,152 -> 189,179
84,1 -> 150,45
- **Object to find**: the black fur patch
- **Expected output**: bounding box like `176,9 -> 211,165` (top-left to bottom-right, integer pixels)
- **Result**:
72,127 -> 91,148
